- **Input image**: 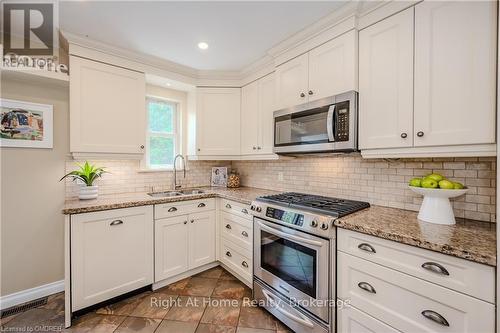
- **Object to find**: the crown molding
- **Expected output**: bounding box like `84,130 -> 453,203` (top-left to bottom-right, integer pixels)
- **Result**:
61,1 -> 393,88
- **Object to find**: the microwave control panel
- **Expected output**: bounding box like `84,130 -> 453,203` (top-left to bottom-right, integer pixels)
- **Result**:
335,102 -> 350,142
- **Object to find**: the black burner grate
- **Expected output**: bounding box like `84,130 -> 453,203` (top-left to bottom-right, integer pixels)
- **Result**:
257,192 -> 370,217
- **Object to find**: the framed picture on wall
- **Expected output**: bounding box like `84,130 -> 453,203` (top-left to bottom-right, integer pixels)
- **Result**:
0,98 -> 53,148
211,167 -> 229,187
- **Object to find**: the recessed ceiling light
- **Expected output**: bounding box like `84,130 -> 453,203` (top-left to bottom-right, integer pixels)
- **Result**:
166,83 -> 171,87
198,42 -> 209,50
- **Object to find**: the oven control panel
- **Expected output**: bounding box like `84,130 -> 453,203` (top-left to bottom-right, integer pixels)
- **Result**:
266,207 -> 304,226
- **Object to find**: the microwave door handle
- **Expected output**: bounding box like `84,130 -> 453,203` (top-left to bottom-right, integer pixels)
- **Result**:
327,105 -> 335,142
257,221 -> 324,247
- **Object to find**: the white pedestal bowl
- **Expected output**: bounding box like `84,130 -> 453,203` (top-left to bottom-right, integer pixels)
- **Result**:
409,186 -> 468,225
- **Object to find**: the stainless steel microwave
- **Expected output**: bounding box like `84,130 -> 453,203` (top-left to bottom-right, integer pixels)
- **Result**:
273,91 -> 358,154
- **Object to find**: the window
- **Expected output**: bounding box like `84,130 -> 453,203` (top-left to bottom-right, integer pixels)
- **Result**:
145,98 -> 179,169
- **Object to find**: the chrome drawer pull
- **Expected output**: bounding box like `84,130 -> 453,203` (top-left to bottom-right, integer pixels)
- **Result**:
226,251 -> 232,257
421,262 -> 450,276
225,204 -> 232,209
110,220 -> 123,226
198,203 -> 206,208
225,224 -> 232,229
241,231 -> 248,237
358,243 -> 376,253
241,208 -> 248,214
357,282 -> 376,294
183,221 -> 188,225
421,310 -> 449,327
241,261 -> 249,268
168,207 -> 177,212
190,219 -> 195,223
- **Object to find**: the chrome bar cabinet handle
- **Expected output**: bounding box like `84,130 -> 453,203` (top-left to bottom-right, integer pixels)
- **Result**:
110,220 -> 123,226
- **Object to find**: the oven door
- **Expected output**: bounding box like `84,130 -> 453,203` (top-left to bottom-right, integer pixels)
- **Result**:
253,217 -> 330,322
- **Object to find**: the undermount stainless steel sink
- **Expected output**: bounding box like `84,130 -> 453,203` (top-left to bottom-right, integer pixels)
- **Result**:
147,189 -> 205,198
179,189 -> 205,195
147,191 -> 182,198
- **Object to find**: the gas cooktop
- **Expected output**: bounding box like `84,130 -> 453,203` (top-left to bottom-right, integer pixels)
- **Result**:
256,192 -> 370,217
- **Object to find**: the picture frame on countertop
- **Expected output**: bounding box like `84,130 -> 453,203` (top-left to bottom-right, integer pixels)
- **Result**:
0,98 -> 53,148
211,167 -> 229,187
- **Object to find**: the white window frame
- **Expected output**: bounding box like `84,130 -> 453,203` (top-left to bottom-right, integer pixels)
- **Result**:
143,97 -> 180,170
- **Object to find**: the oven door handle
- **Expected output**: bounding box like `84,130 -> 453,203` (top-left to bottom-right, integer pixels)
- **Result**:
327,104 -> 335,142
261,289 -> 315,328
258,221 -> 325,247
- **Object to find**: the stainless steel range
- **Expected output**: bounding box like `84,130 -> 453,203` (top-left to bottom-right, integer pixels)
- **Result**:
250,193 -> 370,333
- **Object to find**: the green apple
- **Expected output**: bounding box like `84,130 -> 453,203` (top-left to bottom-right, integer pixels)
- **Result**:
438,179 -> 454,189
453,182 -> 464,189
421,178 -> 438,189
409,178 -> 422,187
426,173 -> 444,182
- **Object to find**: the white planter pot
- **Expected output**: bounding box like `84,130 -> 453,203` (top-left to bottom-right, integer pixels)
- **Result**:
79,185 -> 98,200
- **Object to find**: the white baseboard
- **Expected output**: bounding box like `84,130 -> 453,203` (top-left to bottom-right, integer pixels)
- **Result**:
0,280 -> 64,310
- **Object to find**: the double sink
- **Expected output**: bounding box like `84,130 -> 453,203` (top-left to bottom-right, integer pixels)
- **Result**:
147,189 -> 205,198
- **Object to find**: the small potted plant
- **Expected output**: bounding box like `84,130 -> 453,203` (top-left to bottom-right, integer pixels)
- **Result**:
60,161 -> 107,200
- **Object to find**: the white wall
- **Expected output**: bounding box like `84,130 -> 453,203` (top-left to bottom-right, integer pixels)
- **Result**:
0,77 -> 69,296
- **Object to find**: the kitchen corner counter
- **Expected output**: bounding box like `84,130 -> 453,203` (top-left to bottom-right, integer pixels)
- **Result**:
335,205 -> 497,266
62,186 -> 279,215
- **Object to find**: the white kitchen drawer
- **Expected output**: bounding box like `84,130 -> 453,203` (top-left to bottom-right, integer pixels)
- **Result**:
155,198 -> 215,219
220,212 -> 253,251
337,229 -> 495,303
221,199 -> 252,220
338,252 -> 495,333
338,305 -> 401,333
220,238 -> 252,283
71,206 -> 153,311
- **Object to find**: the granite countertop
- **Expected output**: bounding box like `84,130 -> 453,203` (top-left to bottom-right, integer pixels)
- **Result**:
335,205 -> 497,266
62,186 -> 279,215
64,187 -> 496,266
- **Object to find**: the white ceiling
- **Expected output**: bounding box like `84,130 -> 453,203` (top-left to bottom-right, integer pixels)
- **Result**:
60,1 -> 348,71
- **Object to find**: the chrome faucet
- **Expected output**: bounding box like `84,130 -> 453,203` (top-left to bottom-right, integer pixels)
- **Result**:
173,154 -> 186,190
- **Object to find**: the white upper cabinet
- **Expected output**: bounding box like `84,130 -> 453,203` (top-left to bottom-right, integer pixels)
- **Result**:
241,81 -> 260,155
275,53 -> 309,109
70,56 -> 146,156
240,73 -> 276,157
196,87 -> 241,156
360,1 -> 497,157
414,1 -> 497,147
258,73 -> 276,154
309,30 -> 358,102
275,31 -> 357,110
359,7 -> 414,150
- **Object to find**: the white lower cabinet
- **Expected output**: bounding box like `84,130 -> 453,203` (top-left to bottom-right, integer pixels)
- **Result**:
71,206 -> 153,311
154,215 -> 189,280
337,229 -> 496,333
338,306 -> 401,333
188,211 -> 216,269
154,202 -> 216,282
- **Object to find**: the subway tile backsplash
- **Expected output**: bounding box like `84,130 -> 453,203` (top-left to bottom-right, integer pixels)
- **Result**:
65,155 -> 496,223
232,155 -> 496,223
64,159 -> 230,199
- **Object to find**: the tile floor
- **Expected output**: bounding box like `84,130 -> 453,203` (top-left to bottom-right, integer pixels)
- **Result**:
0,266 -> 294,333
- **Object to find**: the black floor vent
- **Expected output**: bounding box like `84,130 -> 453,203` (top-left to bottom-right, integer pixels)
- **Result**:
1,297 -> 48,318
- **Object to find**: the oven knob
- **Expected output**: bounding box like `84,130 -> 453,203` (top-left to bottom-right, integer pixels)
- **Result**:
310,220 -> 318,228
250,205 -> 256,211
256,206 -> 262,212
320,223 -> 329,230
